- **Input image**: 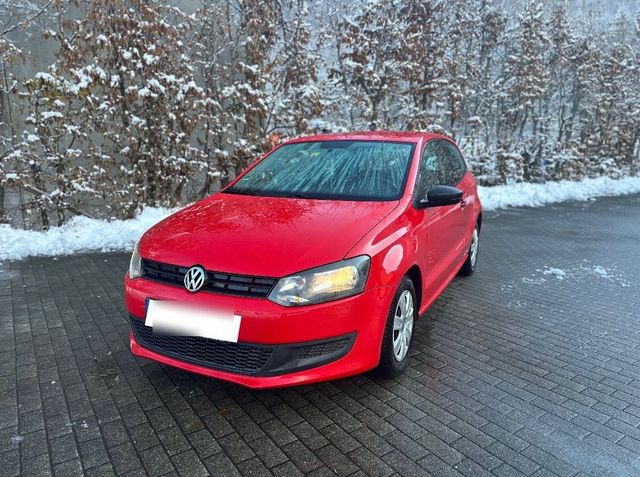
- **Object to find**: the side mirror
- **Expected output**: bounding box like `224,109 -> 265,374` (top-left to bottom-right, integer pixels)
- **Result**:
417,185 -> 463,208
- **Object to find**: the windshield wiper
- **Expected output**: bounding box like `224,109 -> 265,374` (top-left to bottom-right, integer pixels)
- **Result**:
224,188 -> 329,200
223,188 -> 262,196
290,193 -> 316,199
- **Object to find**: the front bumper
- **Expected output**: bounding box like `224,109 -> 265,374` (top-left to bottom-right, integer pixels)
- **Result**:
129,314 -> 356,376
125,274 -> 396,388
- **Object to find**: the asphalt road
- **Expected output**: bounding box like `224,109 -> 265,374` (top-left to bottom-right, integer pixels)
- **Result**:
1,193 -> 639,477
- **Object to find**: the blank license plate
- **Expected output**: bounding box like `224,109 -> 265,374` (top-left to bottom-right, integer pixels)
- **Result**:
145,300 -> 241,342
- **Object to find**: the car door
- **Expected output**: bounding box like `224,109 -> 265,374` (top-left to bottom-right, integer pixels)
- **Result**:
414,140 -> 463,295
440,141 -> 475,259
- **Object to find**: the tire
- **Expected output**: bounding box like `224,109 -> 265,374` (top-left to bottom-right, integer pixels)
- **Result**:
377,276 -> 417,378
459,222 -> 480,276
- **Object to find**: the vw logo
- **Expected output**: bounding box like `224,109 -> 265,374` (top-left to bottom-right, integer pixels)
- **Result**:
184,266 -> 207,292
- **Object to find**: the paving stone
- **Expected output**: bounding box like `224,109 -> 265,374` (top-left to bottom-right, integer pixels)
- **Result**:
271,460 -> 304,477
0,450 -> 20,477
204,452 -> 242,477
21,451 -> 51,477
2,194 -> 640,476
418,453 -> 464,477
19,408 -> 45,434
140,445 -> 174,476
318,423 -> 360,454
84,463 -> 115,477
171,449 -> 209,477
78,437 -> 110,470
348,446 -> 394,477
247,435 -> 288,468
129,422 -> 161,451
146,405 -> 177,432
108,442 -> 142,475
186,428 -> 222,459
218,432 -> 256,464
156,426 -> 191,456
290,421 -> 329,450
19,429 -> 48,459
235,456 -> 273,477
53,458 -> 83,477
100,419 -> 129,448
282,440 -> 323,474
50,432 -> 79,464
315,443 -> 359,476
383,449 -> 425,477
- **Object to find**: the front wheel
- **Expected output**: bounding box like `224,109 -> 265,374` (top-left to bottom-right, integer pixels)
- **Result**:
377,277 -> 417,378
459,223 -> 479,276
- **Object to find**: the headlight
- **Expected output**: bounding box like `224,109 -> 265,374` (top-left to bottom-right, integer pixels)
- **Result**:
268,256 -> 370,306
129,241 -> 142,279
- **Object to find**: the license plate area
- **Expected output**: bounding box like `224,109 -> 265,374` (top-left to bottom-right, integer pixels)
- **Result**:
145,299 -> 241,343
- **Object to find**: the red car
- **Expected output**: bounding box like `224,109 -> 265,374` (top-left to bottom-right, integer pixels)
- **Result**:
125,131 -> 482,388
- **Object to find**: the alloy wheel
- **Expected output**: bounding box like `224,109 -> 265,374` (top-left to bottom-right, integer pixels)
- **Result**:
470,227 -> 479,267
392,290 -> 414,361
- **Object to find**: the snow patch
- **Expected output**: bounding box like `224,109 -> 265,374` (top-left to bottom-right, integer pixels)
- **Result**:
579,264 -> 631,288
523,262 -> 633,288
542,267 -> 567,280
479,176 -> 640,211
592,266 -> 609,278
0,207 -> 179,261
521,276 -> 547,285
506,299 -> 527,309
2,176 -> 640,261
41,111 -> 63,120
143,53 -> 159,65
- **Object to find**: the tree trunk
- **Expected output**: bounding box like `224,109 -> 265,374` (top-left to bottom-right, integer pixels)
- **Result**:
0,185 -> 6,223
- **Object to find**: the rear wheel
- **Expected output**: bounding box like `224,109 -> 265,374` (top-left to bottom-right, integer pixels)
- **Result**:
377,277 -> 417,378
459,223 -> 479,276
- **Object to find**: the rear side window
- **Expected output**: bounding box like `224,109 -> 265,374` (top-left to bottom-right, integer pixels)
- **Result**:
442,142 -> 466,185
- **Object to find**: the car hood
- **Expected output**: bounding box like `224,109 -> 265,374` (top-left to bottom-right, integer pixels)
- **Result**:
140,192 -> 400,277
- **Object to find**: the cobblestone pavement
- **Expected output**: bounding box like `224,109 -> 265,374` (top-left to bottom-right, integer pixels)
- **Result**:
2,194 -> 640,477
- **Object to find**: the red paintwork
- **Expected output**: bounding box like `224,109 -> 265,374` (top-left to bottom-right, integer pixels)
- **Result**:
125,131 -> 482,388
139,195 -> 400,277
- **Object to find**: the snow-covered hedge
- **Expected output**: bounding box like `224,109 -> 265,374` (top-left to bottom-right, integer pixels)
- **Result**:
1,0 -> 638,230
2,176 -> 639,262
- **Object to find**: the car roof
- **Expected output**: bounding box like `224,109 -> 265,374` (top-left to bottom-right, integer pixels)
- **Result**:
283,130 -> 451,144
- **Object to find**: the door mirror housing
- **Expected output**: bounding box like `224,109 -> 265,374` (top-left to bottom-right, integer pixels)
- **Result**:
417,185 -> 463,208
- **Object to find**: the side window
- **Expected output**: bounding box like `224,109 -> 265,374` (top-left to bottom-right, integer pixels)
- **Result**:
416,141 -> 443,194
415,140 -> 466,200
442,142 -> 466,186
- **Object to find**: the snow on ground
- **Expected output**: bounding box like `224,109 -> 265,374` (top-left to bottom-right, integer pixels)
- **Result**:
514,261 -> 632,289
542,267 -> 567,280
0,207 -> 177,261
478,175 -> 640,210
1,175 -> 640,261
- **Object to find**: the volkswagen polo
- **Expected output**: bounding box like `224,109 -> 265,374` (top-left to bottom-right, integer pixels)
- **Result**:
125,131 -> 482,388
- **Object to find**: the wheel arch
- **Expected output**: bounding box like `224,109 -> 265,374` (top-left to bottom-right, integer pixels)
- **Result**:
405,264 -> 422,312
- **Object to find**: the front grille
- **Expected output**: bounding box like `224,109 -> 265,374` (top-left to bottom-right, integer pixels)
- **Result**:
141,259 -> 277,298
130,317 -> 275,374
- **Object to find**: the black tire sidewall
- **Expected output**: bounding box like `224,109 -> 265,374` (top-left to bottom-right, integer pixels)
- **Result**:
460,223 -> 479,276
470,223 -> 479,271
378,276 -> 417,377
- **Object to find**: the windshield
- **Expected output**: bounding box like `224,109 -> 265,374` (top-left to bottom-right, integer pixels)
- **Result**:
225,140 -> 414,201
